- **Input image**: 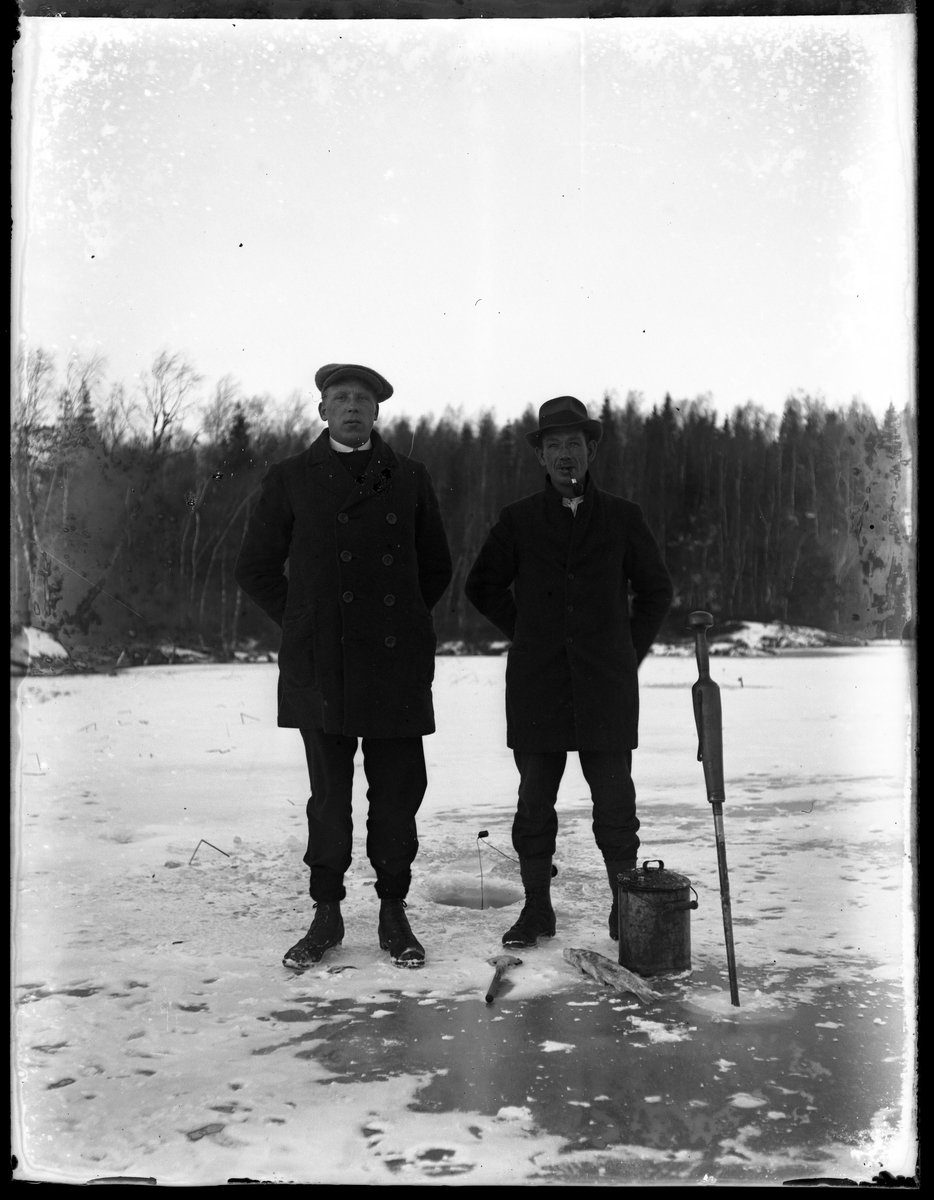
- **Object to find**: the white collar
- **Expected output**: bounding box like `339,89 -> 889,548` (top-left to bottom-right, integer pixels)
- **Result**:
330,437 -> 372,453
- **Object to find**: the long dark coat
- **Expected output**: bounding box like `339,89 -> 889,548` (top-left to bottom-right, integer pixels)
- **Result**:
234,430 -> 452,737
464,474 -> 673,752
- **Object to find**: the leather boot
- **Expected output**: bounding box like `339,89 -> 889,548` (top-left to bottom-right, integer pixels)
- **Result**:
378,899 -> 425,968
502,857 -> 557,948
605,859 -> 636,941
283,901 -> 344,969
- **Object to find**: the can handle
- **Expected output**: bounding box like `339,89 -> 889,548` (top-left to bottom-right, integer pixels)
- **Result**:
641,859 -> 665,872
664,886 -> 700,915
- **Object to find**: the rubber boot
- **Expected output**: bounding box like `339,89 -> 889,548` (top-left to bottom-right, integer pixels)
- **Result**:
502,857 -> 557,948
378,899 -> 426,968
605,859 -> 637,941
283,901 -> 344,969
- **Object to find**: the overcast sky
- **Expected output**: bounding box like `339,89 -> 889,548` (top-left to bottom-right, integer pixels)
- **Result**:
14,15 -> 915,428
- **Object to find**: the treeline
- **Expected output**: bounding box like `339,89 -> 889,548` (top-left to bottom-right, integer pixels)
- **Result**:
10,349 -> 914,662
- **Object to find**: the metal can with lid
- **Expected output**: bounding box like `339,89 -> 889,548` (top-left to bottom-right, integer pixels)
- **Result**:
616,860 -> 697,977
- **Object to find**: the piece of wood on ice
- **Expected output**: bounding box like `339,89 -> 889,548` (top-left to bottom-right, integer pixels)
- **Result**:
563,947 -> 660,1004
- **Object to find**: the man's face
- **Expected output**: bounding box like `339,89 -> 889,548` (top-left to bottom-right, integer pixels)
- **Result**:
319,378 -> 379,447
534,427 -> 597,496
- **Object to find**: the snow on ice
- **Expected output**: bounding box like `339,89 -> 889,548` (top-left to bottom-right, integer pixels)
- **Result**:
11,646 -> 916,1185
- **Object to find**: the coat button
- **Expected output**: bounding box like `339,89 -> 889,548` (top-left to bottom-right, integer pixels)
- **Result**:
566,636 -> 573,643
340,550 -> 352,562
338,513 -> 349,524
382,554 -> 393,565
384,595 -> 395,606
384,636 -> 397,648
342,591 -> 354,603
567,572 -> 574,580
567,604 -> 574,612
386,512 -> 397,524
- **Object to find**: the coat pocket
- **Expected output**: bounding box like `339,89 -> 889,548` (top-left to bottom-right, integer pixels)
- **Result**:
278,608 -> 317,689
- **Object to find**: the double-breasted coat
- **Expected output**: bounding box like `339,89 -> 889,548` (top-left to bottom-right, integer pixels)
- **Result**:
234,429 -> 452,737
464,475 -> 673,753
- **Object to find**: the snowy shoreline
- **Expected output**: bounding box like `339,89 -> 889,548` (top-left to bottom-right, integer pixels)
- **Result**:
12,619 -> 892,677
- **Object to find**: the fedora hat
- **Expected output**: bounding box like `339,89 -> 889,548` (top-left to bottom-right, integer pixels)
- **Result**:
525,396 -> 603,447
315,363 -> 393,402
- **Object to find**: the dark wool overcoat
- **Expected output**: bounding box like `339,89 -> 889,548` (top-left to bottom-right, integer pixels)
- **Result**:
464,474 -> 673,753
234,429 -> 452,737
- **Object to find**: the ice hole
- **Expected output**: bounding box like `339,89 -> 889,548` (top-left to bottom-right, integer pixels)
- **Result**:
428,881 -> 523,910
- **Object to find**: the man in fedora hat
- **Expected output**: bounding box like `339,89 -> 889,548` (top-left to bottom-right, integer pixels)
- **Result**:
465,396 -> 673,948
235,364 -> 452,969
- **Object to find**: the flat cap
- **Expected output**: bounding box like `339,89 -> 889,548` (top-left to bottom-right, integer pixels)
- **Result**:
314,363 -> 393,402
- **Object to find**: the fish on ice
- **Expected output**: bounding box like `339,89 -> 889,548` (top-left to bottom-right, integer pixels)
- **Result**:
485,954 -> 522,1004
563,947 -> 660,1004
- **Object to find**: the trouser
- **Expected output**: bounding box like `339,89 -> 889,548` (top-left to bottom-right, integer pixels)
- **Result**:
511,749 -> 640,863
299,727 -> 427,903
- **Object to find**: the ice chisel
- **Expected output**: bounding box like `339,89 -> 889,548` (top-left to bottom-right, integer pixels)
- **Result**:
689,610 -> 741,1007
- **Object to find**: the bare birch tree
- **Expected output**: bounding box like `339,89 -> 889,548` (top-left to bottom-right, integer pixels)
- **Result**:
96,381 -> 137,451
199,374 -> 241,445
138,350 -> 203,454
11,347 -> 58,624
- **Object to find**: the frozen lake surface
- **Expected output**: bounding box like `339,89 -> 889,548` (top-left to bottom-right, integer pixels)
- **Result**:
12,648 -> 916,1185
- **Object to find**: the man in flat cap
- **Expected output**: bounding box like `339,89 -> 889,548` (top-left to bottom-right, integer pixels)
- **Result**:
465,396 -> 673,948
235,364 -> 452,968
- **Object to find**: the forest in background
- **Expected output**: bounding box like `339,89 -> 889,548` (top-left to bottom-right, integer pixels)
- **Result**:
10,349 -> 914,667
